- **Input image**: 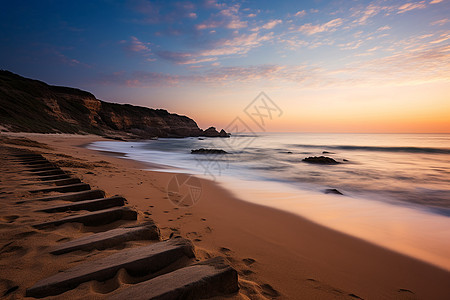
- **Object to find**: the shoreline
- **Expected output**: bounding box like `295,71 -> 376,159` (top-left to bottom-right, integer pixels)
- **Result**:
1,133 -> 450,299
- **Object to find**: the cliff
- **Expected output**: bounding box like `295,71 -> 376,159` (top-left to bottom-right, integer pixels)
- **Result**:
0,71 -> 228,138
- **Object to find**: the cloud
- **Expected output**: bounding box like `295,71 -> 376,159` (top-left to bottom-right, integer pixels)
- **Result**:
397,2 -> 427,14
377,25 -> 391,31
156,51 -> 218,64
131,0 -> 198,24
297,18 -> 343,35
294,10 -> 306,17
354,4 -> 383,25
196,2 -> 247,30
339,40 -> 363,50
199,32 -> 274,56
262,19 -> 282,30
99,42 -> 450,89
431,18 -> 450,26
124,36 -> 151,53
430,0 -> 444,3
429,34 -> 450,44
154,29 -> 274,66
97,70 -> 179,87
251,19 -> 282,32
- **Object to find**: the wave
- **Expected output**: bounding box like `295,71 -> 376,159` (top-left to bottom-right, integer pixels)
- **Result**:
290,144 -> 450,154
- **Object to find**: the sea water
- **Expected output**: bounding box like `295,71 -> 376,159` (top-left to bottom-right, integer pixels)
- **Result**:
88,133 -> 450,270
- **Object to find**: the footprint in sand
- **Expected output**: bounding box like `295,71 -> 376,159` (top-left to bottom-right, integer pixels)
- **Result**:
240,269 -> 254,276
242,258 -> 256,266
14,231 -> 37,238
56,237 -> 71,243
0,243 -> 27,256
260,283 -> 280,298
219,247 -> 232,255
3,285 -> 19,296
3,215 -> 19,223
348,293 -> 364,299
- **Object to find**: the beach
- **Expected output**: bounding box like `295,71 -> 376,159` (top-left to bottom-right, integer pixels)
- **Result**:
1,132 -> 450,299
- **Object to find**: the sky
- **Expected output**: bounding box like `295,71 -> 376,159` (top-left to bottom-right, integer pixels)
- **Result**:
0,0 -> 449,133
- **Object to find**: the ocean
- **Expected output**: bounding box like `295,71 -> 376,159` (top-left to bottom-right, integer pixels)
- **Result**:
88,133 -> 450,270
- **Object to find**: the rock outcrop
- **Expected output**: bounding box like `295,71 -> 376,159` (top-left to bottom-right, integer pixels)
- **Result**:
0,71 -> 229,138
191,148 -> 228,154
302,156 -> 339,164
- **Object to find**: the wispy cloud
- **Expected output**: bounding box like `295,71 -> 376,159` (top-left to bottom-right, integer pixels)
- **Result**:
156,51 -> 217,65
196,2 -> 247,30
123,36 -> 151,53
130,0 -> 198,24
397,1 -> 427,14
429,34 -> 450,44
251,19 -> 282,31
294,10 -> 306,18
297,18 -> 343,35
429,0 -> 444,4
155,31 -> 274,65
431,18 -> 450,26
377,25 -> 391,31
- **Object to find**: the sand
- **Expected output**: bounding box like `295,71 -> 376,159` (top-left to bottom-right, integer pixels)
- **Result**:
0,132 -> 449,299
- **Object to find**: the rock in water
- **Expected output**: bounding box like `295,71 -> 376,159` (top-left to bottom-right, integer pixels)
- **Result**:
201,127 -> 230,137
302,156 -> 339,164
324,189 -> 343,195
219,129 -> 231,137
191,148 -> 228,154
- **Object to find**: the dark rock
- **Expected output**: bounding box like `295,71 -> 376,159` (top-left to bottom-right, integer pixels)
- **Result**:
322,151 -> 334,154
191,148 -> 228,154
201,127 -> 230,137
324,189 -> 343,195
343,159 -> 349,162
302,156 -> 339,164
219,129 -> 231,137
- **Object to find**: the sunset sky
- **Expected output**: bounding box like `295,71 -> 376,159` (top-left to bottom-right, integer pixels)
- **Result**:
1,0 -> 449,132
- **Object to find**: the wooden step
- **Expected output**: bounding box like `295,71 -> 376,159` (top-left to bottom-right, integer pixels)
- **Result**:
50,223 -> 160,255
32,207 -> 137,229
28,167 -> 60,173
29,183 -> 90,194
19,159 -> 50,165
16,189 -> 105,204
25,163 -> 54,169
36,174 -> 71,181
38,178 -> 81,186
32,169 -> 65,176
26,238 -> 195,298
110,257 -> 239,300
37,196 -> 125,213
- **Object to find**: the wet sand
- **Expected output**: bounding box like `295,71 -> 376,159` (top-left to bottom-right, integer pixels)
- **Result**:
0,133 -> 449,299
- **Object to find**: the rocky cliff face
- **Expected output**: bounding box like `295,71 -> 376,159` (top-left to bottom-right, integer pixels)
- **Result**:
0,71 -> 227,138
